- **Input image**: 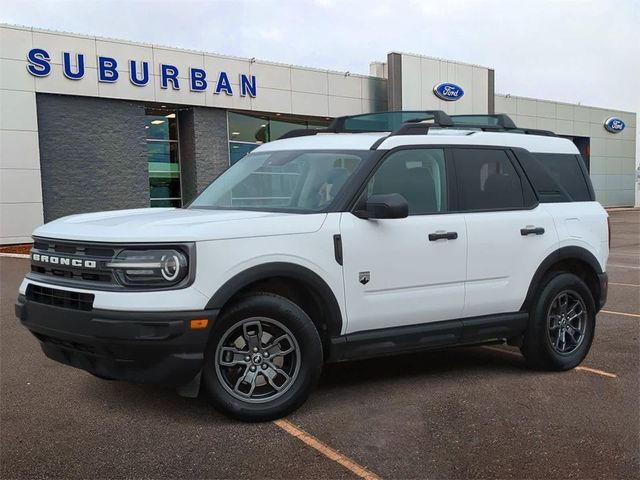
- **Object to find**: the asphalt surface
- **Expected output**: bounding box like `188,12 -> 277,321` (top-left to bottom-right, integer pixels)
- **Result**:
1,210 -> 639,479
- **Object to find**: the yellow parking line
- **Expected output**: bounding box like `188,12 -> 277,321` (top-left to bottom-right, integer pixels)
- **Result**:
480,346 -> 618,378
600,310 -> 640,318
273,419 -> 382,480
575,366 -> 617,378
609,282 -> 639,287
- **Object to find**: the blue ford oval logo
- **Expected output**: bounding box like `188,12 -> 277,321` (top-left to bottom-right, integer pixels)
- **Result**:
433,82 -> 464,101
604,117 -> 625,133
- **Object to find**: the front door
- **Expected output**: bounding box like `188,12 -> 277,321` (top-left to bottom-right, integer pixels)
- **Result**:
340,148 -> 467,334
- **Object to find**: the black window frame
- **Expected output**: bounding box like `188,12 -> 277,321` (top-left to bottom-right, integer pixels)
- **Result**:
449,146 -> 538,213
529,152 -> 594,202
348,144 -> 540,216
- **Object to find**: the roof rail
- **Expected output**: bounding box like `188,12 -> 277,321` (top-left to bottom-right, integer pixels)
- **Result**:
277,128 -> 332,140
328,110 -> 454,133
450,114 -> 517,128
276,111 -> 557,141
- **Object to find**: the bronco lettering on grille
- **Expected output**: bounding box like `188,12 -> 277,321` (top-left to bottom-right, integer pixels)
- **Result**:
32,253 -> 97,269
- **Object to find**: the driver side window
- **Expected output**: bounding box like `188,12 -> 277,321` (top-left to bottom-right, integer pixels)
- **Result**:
365,149 -> 447,215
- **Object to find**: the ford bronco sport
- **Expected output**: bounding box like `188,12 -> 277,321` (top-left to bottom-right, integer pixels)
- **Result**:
16,111 -> 609,421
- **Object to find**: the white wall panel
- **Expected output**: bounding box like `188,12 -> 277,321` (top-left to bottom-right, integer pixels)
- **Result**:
249,62 -> 291,90
0,130 -> 40,170
556,103 -> 573,120
516,98 -> 537,117
0,90 -> 38,131
35,65 -> 100,97
400,54 -> 421,110
32,31 -> 97,67
590,138 -> 606,156
251,87 -> 292,114
152,47 -> 204,79
98,74 -> 156,102
328,96 -> 362,117
572,105 -> 592,123
292,92 -> 329,117
0,58 -> 36,91
328,73 -> 360,98
0,169 -> 42,203
0,26 -> 33,61
96,40 -> 153,73
471,67 -> 488,113
0,202 -> 43,242
589,156 -> 606,174
536,100 -> 556,118
292,69 -> 328,95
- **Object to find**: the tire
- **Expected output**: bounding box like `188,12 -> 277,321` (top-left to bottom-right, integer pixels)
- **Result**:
203,293 -> 323,421
521,272 -> 596,371
89,372 -> 116,381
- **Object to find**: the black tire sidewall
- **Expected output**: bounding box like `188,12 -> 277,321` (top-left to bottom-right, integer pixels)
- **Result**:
524,273 -> 596,370
203,293 -> 323,421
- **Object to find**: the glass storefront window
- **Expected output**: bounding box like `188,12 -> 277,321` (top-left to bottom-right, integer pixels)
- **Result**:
227,112 -> 329,165
146,108 -> 182,208
229,142 -> 260,165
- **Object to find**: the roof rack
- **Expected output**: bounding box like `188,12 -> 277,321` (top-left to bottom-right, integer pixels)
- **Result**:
277,110 -> 557,140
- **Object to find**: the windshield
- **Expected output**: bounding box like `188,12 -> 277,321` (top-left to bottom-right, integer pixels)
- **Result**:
190,150 -> 370,212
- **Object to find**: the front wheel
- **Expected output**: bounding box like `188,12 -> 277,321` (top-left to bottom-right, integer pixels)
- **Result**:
521,273 -> 596,370
203,293 -> 323,421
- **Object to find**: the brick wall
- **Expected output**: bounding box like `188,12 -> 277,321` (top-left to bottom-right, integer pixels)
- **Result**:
36,94 -> 148,222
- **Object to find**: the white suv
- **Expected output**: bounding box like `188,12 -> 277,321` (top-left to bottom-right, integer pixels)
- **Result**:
16,111 -> 609,421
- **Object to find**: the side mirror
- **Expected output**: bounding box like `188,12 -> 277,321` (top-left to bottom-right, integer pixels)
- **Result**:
355,193 -> 409,219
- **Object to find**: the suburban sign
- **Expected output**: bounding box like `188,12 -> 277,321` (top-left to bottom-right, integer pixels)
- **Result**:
433,82 -> 464,101
603,117 -> 625,133
26,48 -> 258,97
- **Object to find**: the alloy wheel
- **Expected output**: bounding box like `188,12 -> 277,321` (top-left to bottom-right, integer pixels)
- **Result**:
215,317 -> 301,403
546,290 -> 587,355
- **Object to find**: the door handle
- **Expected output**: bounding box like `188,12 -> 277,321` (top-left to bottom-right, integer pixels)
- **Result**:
520,227 -> 545,236
428,231 -> 458,241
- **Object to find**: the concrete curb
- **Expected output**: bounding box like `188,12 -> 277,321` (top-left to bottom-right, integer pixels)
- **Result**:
0,253 -> 29,259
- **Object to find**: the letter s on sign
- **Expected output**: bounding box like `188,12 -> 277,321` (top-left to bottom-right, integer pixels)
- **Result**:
26,48 -> 52,77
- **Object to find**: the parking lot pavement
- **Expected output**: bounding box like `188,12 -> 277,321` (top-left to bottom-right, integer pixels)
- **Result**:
1,210 -> 638,479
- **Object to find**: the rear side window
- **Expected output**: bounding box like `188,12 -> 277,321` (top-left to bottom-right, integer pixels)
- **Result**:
453,148 -> 526,211
533,153 -> 591,201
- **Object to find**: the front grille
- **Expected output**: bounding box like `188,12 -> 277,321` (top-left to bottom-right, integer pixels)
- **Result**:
30,238 -> 116,285
26,284 -> 95,311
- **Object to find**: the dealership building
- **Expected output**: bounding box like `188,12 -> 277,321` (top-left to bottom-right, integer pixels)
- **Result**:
0,23 -> 637,245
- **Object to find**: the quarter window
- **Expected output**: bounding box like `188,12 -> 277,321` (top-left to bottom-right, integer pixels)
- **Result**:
364,149 -> 447,215
533,153 -> 591,201
453,148 -> 525,211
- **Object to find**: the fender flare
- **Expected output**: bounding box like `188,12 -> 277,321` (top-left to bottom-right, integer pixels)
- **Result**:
521,246 -> 603,310
205,262 -> 343,337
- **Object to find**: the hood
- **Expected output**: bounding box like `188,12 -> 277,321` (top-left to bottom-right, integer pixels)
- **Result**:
33,208 -> 327,243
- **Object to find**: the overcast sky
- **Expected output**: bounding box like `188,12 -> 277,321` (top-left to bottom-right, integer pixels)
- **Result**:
2,0 -> 639,154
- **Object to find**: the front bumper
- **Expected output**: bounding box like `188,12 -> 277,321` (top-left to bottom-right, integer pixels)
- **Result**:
15,294 -> 218,387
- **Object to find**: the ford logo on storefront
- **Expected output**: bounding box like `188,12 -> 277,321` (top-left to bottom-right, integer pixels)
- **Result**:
433,82 -> 464,101
604,117 -> 625,133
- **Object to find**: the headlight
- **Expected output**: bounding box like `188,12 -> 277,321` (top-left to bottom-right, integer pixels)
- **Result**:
106,249 -> 188,287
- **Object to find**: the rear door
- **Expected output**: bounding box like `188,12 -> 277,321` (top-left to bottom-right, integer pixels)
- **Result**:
451,147 -> 559,318
340,147 -> 467,334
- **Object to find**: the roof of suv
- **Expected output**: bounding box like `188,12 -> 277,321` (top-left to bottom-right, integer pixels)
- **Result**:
254,129 -> 580,155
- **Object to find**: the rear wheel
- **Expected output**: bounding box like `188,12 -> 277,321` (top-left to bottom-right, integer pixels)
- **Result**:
203,293 -> 323,421
521,273 -> 596,370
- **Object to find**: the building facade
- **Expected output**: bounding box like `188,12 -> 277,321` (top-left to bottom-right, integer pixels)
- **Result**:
0,24 -> 636,244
